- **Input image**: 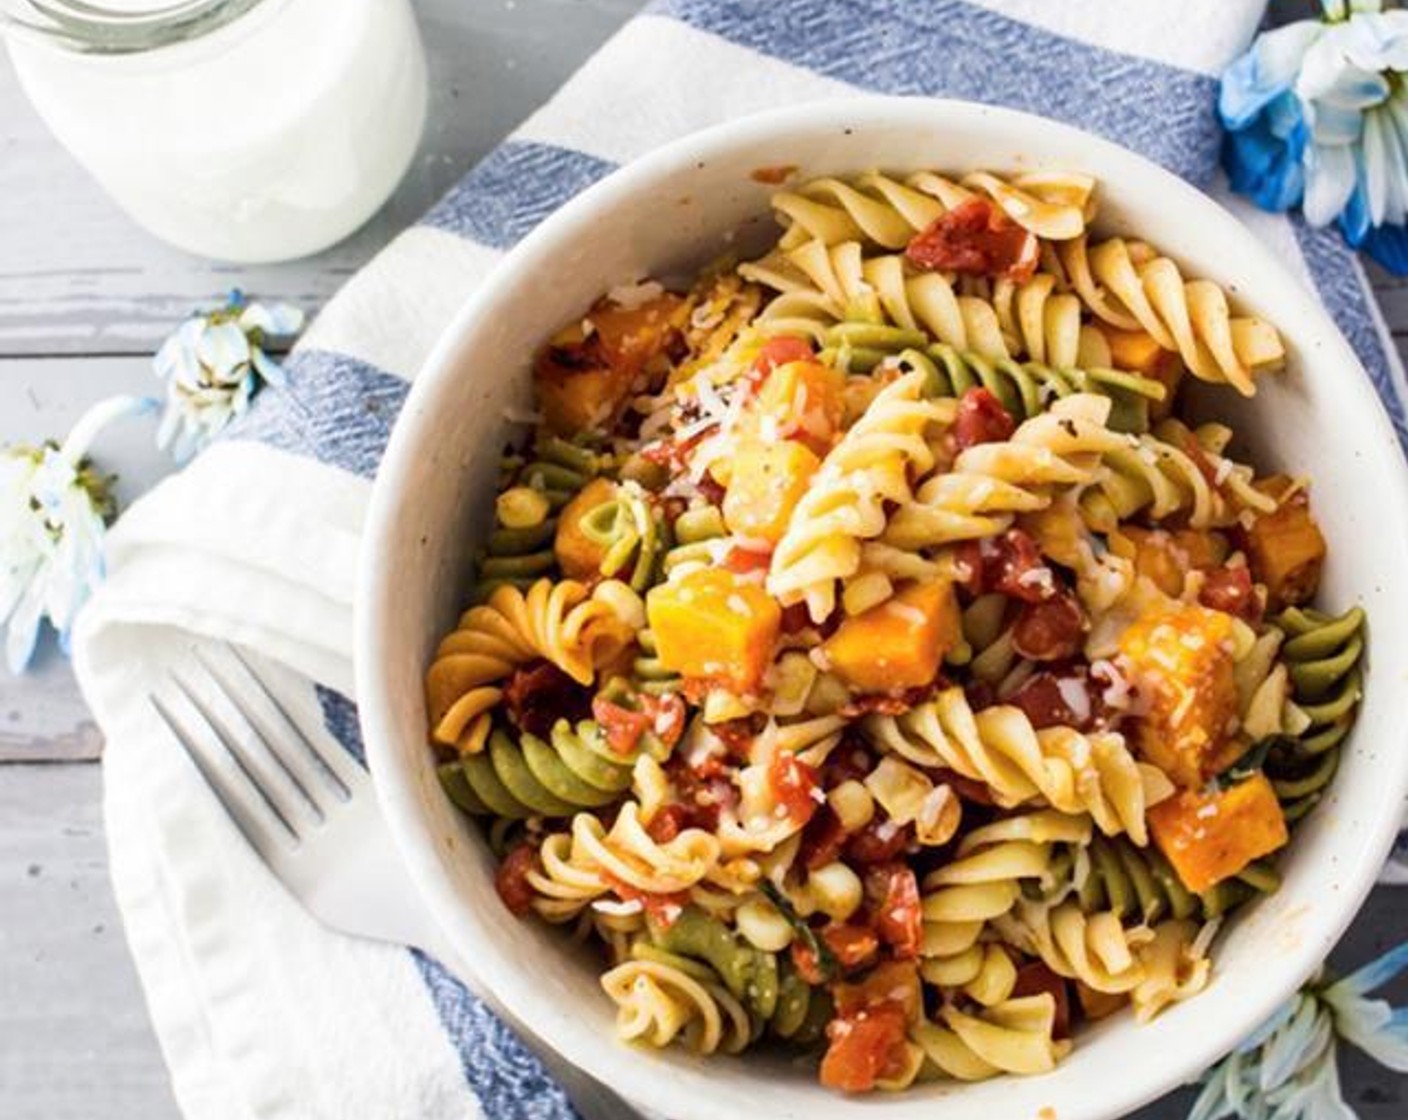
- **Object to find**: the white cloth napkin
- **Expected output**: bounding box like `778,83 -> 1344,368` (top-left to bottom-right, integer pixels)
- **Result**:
73,1 -> 1408,1117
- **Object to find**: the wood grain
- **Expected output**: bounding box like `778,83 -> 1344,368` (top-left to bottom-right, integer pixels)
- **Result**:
0,764 -> 180,1120
0,0 -> 1405,1117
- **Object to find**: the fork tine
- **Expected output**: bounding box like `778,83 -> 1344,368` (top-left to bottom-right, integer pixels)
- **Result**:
193,647 -> 328,822
149,691 -> 298,854
225,644 -> 355,801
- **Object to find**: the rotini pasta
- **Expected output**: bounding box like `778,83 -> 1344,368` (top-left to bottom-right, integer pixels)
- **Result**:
426,164 -> 1357,1095
884,394 -> 1131,550
1057,236 -> 1285,395
865,687 -> 1160,842
767,369 -> 953,621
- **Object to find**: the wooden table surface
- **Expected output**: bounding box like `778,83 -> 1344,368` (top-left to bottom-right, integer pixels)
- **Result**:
1,2 -> 1403,1118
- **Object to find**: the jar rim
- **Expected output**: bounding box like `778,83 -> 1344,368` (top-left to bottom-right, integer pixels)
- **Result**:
2,0 -> 265,54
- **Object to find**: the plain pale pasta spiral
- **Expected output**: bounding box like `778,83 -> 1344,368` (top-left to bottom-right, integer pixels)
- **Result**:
768,369 -> 954,621
911,994 -> 1071,1081
601,945 -> 753,1055
768,169 -> 1095,251
1057,236 -> 1285,395
884,393 -> 1132,550
864,686 -> 1160,842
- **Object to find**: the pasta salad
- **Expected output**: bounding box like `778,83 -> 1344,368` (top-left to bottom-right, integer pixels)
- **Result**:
425,168 -> 1365,1093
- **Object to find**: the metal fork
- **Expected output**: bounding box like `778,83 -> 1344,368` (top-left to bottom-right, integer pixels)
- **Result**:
148,641 -> 637,1120
148,641 -> 444,952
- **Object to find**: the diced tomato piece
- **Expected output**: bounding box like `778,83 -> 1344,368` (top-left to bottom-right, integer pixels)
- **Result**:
865,864 -> 923,959
503,661 -> 593,738
905,197 -> 1038,282
591,692 -> 687,756
1006,666 -> 1104,731
799,806 -> 849,870
845,816 -> 912,864
822,923 -> 881,969
722,544 -> 773,575
791,940 -> 829,985
957,529 -> 1056,604
954,387 -> 1017,450
1012,593 -> 1086,661
600,872 -> 690,928
752,335 -> 814,375
833,960 -> 923,1019
1199,566 -> 1262,624
1010,962 -> 1073,1040
768,749 -> 821,829
645,804 -> 689,843
820,1004 -> 913,1093
495,843 -> 539,917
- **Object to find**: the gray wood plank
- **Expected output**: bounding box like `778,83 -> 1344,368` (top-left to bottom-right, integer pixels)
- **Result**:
0,763 -> 180,1120
0,0 -> 649,358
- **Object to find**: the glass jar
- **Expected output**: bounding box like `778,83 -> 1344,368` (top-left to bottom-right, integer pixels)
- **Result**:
2,0 -> 428,262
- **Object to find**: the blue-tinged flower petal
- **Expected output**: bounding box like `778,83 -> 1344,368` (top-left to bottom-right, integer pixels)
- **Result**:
238,300 -> 304,339
1221,22 -> 1326,129
1240,998 -> 1303,1054
1260,1001 -> 1333,1092
1188,1061 -> 1239,1120
5,578 -> 44,674
1265,1043 -> 1354,1120
1225,111 -> 1309,212
250,346 -> 289,388
1337,10 -> 1408,72
1325,940 -> 1408,999
196,321 -> 251,384
1298,29 -> 1391,108
1308,98 -> 1372,145
1305,142 -> 1360,225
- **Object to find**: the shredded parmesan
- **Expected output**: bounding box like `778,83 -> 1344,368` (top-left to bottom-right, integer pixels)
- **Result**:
606,279 -> 665,310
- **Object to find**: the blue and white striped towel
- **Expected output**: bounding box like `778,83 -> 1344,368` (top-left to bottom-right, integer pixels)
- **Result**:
71,2 -> 1408,1118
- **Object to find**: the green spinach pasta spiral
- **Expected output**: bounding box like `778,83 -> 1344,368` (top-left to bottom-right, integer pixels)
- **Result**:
474,436 -> 601,599
1055,832 -> 1281,924
438,721 -> 634,819
1263,606 -> 1366,822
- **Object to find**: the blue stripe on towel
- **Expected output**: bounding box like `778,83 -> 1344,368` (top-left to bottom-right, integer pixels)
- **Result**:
421,140 -> 616,246
315,687 -> 581,1120
1292,218 -> 1408,449
411,952 -> 583,1120
652,0 -> 1223,186
225,349 -> 409,479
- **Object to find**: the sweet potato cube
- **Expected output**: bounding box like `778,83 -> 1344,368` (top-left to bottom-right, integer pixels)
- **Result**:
722,440 -> 820,547
1148,772 -> 1288,893
823,580 -> 960,693
1098,327 -> 1184,420
1243,476 -> 1326,610
553,477 -> 618,578
534,294 -> 685,434
754,359 -> 847,455
1115,528 -> 1229,598
1117,604 -> 1240,788
646,568 -> 780,692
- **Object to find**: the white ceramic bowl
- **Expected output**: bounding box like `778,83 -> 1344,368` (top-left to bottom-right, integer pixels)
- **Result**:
357,98 -> 1408,1120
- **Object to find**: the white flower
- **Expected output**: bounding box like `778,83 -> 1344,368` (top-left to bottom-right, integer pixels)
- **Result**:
154,290 -> 303,463
0,396 -> 150,673
1189,941 -> 1408,1120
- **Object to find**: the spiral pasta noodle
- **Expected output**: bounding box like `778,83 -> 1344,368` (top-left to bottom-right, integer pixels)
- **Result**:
475,436 -> 601,599
442,722 -> 636,820
911,995 -> 1070,1081
1263,606 -> 1366,822
1057,236 -> 1285,395
602,944 -> 753,1055
768,369 -> 954,620
884,393 -> 1132,550
866,687 -> 1157,842
769,169 -> 1095,252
